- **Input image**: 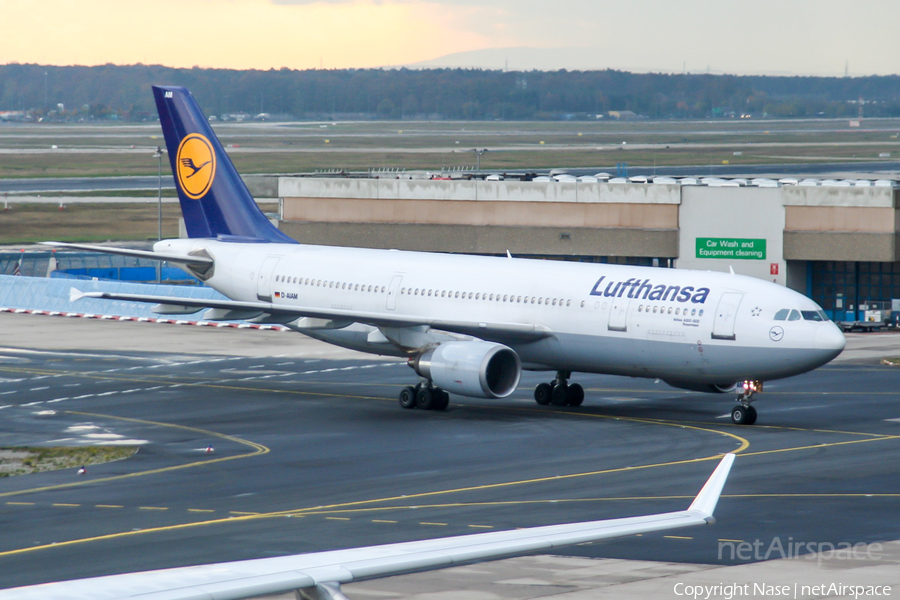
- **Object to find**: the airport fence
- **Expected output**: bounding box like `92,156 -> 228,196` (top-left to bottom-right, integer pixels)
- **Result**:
0,274 -> 226,319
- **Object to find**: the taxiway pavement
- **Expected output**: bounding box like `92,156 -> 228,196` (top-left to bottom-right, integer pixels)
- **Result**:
0,313 -> 897,597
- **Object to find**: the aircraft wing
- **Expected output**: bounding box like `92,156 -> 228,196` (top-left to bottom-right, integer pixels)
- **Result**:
70,289 -> 553,344
0,454 -> 734,600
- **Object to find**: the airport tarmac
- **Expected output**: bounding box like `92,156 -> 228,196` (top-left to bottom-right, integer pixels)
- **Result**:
0,313 -> 897,598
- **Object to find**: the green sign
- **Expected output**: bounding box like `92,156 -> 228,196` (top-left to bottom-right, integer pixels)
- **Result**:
696,237 -> 766,260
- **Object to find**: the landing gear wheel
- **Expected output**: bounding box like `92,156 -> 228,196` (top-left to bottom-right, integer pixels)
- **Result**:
431,390 -> 450,411
416,387 -> 435,410
731,405 -> 757,425
567,383 -> 585,406
399,386 -> 417,409
551,383 -> 569,406
744,405 -> 758,425
534,383 -> 552,405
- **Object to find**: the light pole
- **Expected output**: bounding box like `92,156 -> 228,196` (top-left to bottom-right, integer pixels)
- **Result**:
470,148 -> 488,171
153,146 -> 164,240
153,146 -> 164,283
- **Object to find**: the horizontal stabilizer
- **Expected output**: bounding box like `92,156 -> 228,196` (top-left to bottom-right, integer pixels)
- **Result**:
41,241 -> 213,268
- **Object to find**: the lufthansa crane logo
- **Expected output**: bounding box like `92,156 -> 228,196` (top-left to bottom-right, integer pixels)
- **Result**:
176,133 -> 216,199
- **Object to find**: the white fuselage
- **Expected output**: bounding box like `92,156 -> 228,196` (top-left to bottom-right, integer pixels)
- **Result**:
156,238 -> 846,386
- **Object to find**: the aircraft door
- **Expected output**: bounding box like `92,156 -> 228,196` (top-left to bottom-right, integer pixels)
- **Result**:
712,292 -> 743,340
607,298 -> 630,332
256,255 -> 281,302
386,274 -> 403,310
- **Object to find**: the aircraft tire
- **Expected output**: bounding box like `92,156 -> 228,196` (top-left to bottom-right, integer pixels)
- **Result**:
432,390 -> 450,411
416,387 -> 435,410
550,383 -> 569,406
534,383 -> 552,405
399,386 -> 417,409
568,383 -> 585,406
731,405 -> 754,425
744,405 -> 758,425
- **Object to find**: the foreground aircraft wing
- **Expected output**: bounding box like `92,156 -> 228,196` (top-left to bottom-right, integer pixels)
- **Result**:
0,454 -> 734,600
69,289 -> 553,343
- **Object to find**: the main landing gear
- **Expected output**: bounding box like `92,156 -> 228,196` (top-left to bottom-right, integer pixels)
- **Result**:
731,379 -> 762,425
533,371 -> 584,407
398,382 -> 450,411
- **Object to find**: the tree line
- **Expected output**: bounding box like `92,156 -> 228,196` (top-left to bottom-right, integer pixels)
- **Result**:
2,63 -> 900,121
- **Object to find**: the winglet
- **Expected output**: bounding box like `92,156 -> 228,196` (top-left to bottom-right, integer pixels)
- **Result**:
687,453 -> 735,523
69,287 -> 85,303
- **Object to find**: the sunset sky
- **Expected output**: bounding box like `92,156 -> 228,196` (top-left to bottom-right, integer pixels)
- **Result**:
2,0 -> 899,75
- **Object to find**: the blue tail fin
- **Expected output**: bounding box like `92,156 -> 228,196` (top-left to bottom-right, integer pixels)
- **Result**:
153,86 -> 295,243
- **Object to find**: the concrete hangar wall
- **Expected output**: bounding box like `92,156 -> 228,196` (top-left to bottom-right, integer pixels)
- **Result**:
273,177 -> 900,321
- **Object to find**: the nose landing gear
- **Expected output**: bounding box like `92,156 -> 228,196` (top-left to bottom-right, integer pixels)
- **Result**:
731,380 -> 762,425
534,371 -> 585,407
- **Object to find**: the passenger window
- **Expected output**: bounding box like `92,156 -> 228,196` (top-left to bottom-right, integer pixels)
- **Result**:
580,301 -> 585,308
653,306 -> 658,313
699,309 -> 704,316
774,309 -> 789,321
667,307 -> 672,315
538,298 -> 543,305
788,309 -> 801,321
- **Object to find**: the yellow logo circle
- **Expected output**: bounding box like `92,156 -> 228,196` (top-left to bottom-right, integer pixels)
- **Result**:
176,133 -> 216,200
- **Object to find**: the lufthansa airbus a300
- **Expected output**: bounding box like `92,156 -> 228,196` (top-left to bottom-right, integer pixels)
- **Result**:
49,86 -> 845,425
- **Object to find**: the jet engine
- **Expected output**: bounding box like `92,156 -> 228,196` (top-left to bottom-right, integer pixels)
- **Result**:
410,341 -> 521,399
664,380 -> 737,394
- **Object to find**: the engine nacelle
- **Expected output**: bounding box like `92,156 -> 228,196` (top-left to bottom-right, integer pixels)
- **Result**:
664,380 -> 737,394
410,341 -> 521,399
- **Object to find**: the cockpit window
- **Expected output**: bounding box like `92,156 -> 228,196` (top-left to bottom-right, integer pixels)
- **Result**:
802,310 -> 829,322
788,309 -> 802,321
774,309 -> 789,321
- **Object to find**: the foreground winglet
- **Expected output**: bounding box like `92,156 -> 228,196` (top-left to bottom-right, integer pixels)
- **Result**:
688,453 -> 735,522
68,287 -> 86,303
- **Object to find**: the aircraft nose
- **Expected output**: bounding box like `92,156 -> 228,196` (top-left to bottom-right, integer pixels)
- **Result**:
816,322 -> 846,358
